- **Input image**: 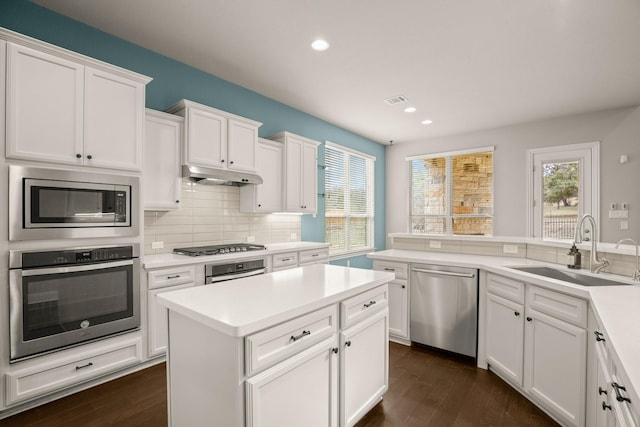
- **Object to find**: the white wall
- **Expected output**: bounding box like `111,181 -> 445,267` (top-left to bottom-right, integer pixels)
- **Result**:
386,106 -> 640,244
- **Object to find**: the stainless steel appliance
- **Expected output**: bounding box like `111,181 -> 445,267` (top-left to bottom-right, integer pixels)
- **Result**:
9,165 -> 139,241
205,258 -> 266,284
9,244 -> 140,361
173,243 -> 266,256
410,264 -> 478,358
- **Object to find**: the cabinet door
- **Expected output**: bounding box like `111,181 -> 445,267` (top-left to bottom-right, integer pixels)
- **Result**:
340,308 -> 388,427
284,137 -> 304,211
486,292 -> 524,386
524,309 -> 587,427
144,111 -> 182,210
6,43 -> 84,164
227,118 -> 258,173
185,107 -> 227,168
388,280 -> 408,340
255,140 -> 283,212
147,282 -> 194,357
301,141 -> 318,213
246,338 -> 338,427
84,67 -> 144,171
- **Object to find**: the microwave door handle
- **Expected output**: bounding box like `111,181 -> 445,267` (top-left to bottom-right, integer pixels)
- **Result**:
20,259 -> 134,277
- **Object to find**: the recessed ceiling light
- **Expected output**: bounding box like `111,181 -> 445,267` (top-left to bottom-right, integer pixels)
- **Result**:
311,39 -> 330,51
404,107 -> 417,113
422,119 -> 433,125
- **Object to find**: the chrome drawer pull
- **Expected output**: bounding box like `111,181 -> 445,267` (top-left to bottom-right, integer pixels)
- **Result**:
75,362 -> 94,371
290,330 -> 310,342
364,300 -> 377,308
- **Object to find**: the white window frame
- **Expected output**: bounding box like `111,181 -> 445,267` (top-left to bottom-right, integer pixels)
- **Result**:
406,146 -> 494,236
526,141 -> 600,240
324,141 -> 375,259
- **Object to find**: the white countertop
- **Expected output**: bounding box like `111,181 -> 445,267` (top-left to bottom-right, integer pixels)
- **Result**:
157,264 -> 394,337
368,249 -> 640,405
142,241 -> 329,270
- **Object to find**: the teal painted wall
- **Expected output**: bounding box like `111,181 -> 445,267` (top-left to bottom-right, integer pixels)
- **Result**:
0,0 -> 386,267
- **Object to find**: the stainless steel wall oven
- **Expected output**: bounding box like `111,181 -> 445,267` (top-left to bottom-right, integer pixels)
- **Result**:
9,245 -> 140,361
9,165 -> 139,241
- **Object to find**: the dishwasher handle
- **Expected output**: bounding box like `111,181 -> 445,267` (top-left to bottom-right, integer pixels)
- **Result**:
411,267 -> 475,279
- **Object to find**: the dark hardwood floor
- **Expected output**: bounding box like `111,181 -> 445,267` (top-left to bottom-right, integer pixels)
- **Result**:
0,343 -> 559,427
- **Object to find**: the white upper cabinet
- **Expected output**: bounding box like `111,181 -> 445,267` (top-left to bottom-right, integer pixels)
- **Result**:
167,99 -> 262,173
6,43 -> 84,165
268,131 -> 320,214
144,109 -> 183,211
4,34 -> 150,172
240,138 -> 283,213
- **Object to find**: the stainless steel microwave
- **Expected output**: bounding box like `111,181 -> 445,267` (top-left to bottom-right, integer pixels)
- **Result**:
9,165 -> 139,241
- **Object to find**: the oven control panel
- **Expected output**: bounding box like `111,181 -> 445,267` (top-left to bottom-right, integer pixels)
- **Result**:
22,246 -> 134,268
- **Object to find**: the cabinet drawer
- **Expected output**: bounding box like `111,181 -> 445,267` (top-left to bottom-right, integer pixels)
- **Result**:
148,266 -> 195,289
341,285 -> 389,329
245,305 -> 338,376
373,261 -> 407,280
272,252 -> 298,270
298,248 -> 329,265
527,285 -> 587,328
6,336 -> 142,405
487,273 -> 525,304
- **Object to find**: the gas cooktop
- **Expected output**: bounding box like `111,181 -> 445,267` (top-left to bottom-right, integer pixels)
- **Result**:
173,244 -> 266,257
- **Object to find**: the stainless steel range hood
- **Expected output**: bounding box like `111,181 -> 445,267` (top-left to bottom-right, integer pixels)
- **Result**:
182,165 -> 262,186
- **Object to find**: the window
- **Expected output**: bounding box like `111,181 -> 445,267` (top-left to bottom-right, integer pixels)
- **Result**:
408,147 -> 493,236
324,142 -> 375,255
527,142 -> 599,240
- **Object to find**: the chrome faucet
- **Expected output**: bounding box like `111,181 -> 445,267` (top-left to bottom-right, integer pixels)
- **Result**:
615,238 -> 640,281
573,214 -> 609,273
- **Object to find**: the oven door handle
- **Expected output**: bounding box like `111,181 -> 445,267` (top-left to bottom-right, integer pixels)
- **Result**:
20,259 -> 135,276
206,268 -> 266,284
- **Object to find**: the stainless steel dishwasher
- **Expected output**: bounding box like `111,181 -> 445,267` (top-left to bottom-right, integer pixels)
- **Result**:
410,264 -> 478,358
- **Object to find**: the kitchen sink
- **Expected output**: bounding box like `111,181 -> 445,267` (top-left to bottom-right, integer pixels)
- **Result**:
509,266 -> 632,287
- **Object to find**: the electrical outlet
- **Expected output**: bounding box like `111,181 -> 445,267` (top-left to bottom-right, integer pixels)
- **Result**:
621,202 -> 629,210
610,202 -> 617,210
429,240 -> 442,249
503,244 -> 519,254
151,241 -> 164,249
247,236 -> 255,243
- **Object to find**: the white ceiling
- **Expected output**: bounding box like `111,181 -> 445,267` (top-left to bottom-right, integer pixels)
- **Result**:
34,0 -> 640,145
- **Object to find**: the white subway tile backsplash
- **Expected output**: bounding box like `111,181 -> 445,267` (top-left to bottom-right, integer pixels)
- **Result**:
144,179 -> 301,255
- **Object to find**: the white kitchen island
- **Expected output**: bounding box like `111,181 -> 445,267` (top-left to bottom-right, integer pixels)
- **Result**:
158,264 -> 395,427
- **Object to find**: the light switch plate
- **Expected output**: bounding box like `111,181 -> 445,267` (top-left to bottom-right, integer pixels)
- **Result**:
151,241 -> 164,249
429,240 -> 442,249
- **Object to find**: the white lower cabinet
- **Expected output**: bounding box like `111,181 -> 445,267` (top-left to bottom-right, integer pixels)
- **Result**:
340,309 -> 389,427
486,292 -> 524,386
485,273 -> 587,427
372,261 -> 409,344
246,337 -> 339,427
5,336 -> 142,406
165,283 -> 389,427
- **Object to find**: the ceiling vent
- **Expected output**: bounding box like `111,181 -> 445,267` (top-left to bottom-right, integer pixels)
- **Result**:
384,95 -> 408,106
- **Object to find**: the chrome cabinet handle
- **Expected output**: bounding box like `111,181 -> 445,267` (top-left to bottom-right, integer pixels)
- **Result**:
364,300 -> 377,308
75,362 -> 94,371
290,330 -> 310,342
612,382 -> 631,403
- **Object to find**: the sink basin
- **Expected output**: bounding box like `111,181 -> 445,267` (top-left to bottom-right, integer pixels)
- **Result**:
509,266 -> 631,287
